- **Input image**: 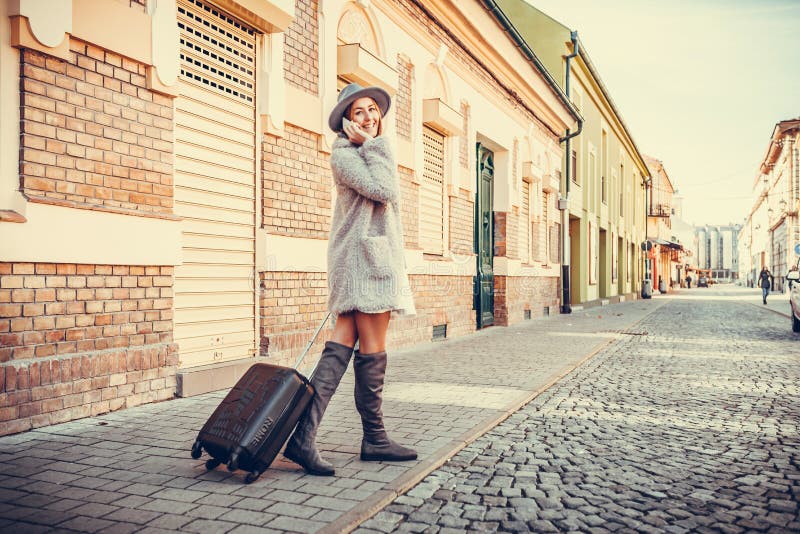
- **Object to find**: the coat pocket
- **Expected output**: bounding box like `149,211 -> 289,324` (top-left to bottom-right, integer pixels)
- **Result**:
361,235 -> 392,279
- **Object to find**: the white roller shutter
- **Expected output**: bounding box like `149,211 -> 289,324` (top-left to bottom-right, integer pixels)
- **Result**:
174,0 -> 258,368
420,126 -> 445,254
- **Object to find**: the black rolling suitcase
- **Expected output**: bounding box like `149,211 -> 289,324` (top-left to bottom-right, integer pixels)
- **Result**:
190,313 -> 330,483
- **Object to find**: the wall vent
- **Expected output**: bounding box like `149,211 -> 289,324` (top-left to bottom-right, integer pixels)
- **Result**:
432,324 -> 447,341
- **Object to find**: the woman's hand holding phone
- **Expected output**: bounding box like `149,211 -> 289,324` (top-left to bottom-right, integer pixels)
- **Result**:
343,118 -> 372,145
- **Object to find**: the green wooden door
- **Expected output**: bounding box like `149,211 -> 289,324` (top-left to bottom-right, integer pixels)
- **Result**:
475,144 -> 494,329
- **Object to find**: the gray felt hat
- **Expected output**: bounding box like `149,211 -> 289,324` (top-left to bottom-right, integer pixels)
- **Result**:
328,83 -> 391,133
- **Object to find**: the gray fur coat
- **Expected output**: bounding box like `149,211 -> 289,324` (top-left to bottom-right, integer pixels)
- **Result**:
327,135 -> 413,315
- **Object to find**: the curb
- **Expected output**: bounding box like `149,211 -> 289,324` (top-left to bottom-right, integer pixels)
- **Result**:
317,348 -> 607,534
747,300 -> 790,319
317,301 -> 663,534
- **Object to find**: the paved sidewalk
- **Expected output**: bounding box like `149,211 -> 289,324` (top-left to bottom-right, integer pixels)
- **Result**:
0,299 -> 659,533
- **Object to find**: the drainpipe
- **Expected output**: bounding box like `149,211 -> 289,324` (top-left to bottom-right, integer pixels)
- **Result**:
478,1 -> 582,312
558,32 -> 583,313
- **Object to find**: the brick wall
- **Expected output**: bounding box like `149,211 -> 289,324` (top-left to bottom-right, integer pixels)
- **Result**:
20,40 -> 173,216
494,212 -> 507,257
259,272 -> 474,364
259,271 -> 330,367
399,166 -> 419,249
449,190 -> 473,255
408,274 -> 475,341
0,263 -> 174,360
494,275 -> 559,327
284,0 -> 319,95
396,55 -> 413,140
262,125 -> 332,238
0,262 -> 177,436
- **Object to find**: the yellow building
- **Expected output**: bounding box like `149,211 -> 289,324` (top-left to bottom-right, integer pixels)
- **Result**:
497,0 -> 650,308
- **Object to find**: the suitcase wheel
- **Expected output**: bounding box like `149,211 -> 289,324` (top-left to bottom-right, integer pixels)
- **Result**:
205,458 -> 221,471
227,450 -> 241,472
190,440 -> 202,459
244,471 -> 260,484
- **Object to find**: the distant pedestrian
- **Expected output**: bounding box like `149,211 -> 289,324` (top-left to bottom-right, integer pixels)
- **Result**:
759,267 -> 773,305
685,275 -> 692,289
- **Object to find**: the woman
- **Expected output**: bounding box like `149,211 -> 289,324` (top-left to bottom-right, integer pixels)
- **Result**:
283,83 -> 417,476
759,267 -> 772,304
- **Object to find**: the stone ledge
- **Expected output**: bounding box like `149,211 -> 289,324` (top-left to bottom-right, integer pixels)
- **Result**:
176,357 -> 266,398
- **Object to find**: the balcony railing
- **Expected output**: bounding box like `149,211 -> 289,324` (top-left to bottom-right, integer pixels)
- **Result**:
649,204 -> 671,217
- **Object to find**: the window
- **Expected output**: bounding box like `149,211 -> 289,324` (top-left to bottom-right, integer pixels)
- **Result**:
523,181 -> 531,263
571,149 -> 578,184
542,192 -> 549,263
589,151 -> 596,209
601,130 -> 607,204
420,126 -> 445,254
619,163 -> 624,217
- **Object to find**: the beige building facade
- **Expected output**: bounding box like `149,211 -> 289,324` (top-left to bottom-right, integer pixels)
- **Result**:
496,0 -> 649,309
644,155 -> 686,291
0,0 -> 577,433
740,118 -> 800,290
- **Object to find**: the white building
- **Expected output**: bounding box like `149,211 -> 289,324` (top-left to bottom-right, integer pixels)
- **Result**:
695,224 -> 741,281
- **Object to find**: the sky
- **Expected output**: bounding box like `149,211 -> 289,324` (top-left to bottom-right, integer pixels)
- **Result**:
523,0 -> 800,226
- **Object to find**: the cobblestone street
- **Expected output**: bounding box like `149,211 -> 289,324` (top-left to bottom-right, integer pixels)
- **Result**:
359,289 -> 800,533
1,286 -> 798,533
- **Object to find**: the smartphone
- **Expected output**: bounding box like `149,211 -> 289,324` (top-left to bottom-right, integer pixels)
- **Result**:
342,117 -> 353,130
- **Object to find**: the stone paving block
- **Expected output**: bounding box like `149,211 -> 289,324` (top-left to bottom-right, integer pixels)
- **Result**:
181,518 -> 240,533
20,507 -> 77,526
266,515 -> 327,533
230,484 -> 275,500
182,503 -> 231,520
117,483 -> 164,497
149,488 -> 209,503
265,501 -> 320,519
227,525 -> 282,534
3,521 -> 56,534
217,508 -> 274,526
96,521 -> 143,534
146,513 -> 195,530
102,507 -> 163,525
70,502 -> 121,519
139,498 -> 198,515
305,495 -> 358,512
59,515 -> 117,533
310,509 -> 343,523
83,491 -> 130,505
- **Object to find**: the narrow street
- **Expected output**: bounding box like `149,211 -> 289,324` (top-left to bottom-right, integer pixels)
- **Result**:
0,286 -> 798,533
358,286 -> 800,533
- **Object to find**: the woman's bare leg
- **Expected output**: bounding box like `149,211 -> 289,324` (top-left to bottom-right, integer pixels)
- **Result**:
353,311 -> 390,353
331,312 -> 358,348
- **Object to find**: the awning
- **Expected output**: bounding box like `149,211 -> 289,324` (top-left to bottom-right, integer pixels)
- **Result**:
651,238 -> 684,250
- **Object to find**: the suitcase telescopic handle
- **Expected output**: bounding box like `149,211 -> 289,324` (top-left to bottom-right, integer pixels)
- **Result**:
292,312 -> 332,373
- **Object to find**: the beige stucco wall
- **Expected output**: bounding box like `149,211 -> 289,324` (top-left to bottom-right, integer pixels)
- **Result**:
274,0 -> 572,279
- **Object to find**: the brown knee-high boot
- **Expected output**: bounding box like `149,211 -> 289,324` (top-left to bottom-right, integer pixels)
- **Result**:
354,350 -> 417,461
284,341 -> 353,476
